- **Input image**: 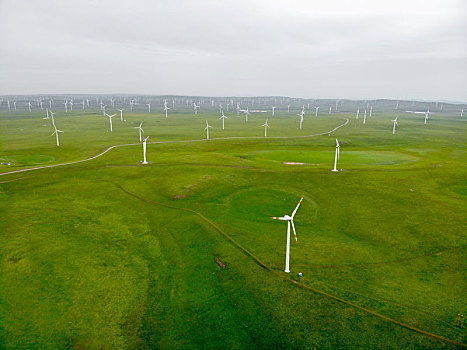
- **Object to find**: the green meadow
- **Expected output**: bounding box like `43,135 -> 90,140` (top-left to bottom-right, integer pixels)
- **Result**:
0,104 -> 466,349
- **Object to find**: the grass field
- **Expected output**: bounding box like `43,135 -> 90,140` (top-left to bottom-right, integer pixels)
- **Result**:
0,101 -> 466,349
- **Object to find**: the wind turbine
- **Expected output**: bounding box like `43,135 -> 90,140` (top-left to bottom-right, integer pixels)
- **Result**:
135,122 -> 144,142
117,109 -> 124,121
193,103 -> 200,115
262,119 -> 270,137
51,127 -> 63,147
28,101 -> 32,112
363,109 -> 367,124
69,100 -> 73,111
40,100 -> 43,110
461,109 -> 464,117
43,108 -> 50,119
332,139 -> 340,172
356,108 -> 360,119
329,106 -> 332,114
63,101 -> 68,113
314,106 -> 320,117
392,116 -> 398,135
7,100 -> 10,109
142,136 -> 149,164
236,103 -> 240,116
82,100 -> 85,110
405,109 -> 432,124
241,108 -> 250,122
106,113 -> 116,132
50,111 -> 56,127
369,106 -> 372,117
102,105 -> 107,116
271,196 -> 304,273
147,103 -> 151,113
272,106 -> 276,116
204,120 -> 212,140
13,101 -> 16,110
298,111 -> 305,129
219,111 -> 229,130
163,101 -> 170,118
287,105 -> 290,113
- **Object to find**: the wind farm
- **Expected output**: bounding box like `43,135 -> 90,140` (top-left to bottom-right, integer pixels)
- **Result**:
1,0 -> 466,348
0,95 -> 465,349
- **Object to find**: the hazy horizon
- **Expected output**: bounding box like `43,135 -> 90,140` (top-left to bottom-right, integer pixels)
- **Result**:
1,0 -> 466,101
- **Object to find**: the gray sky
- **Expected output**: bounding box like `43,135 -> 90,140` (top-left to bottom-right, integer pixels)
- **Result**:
0,0 -> 466,101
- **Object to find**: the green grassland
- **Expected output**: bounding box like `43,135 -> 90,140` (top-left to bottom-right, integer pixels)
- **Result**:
0,105 -> 466,349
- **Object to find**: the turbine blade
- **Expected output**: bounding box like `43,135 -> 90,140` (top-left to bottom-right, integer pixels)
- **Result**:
291,196 -> 304,218
271,216 -> 288,220
291,220 -> 298,242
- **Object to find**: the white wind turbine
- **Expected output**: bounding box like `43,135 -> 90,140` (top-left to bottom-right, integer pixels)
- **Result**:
69,100 -> 73,111
135,122 -> 144,142
332,139 -> 340,172
405,109 -> 432,124
461,109 -> 464,117
287,105 -> 290,113
219,111 -> 229,130
106,113 -> 116,132
40,100 -> 43,110
147,103 -> 151,113
329,106 -> 332,114
51,126 -> 64,147
262,119 -> 270,137
241,108 -> 250,122
43,108 -> 50,120
102,105 -> 107,116
272,106 -> 276,116
298,110 -> 305,129
163,101 -> 170,118
363,109 -> 367,124
314,106 -> 320,117
271,196 -> 304,273
193,103 -> 200,115
356,108 -> 360,119
142,136 -> 149,164
369,106 -> 372,117
50,111 -> 56,127
28,101 -> 32,112
392,116 -> 398,135
63,101 -> 68,113
204,120 -> 212,140
236,103 -> 241,116
118,109 -> 124,121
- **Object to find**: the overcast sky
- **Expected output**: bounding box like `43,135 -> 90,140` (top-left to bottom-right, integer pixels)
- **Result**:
0,0 -> 465,101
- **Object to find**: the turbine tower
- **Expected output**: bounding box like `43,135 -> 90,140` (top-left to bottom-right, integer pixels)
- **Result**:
271,196 -> 304,273
204,120 -> 212,140
392,116 -> 398,135
262,119 -> 270,137
142,136 -> 149,164
219,111 -> 228,130
332,139 -> 340,172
